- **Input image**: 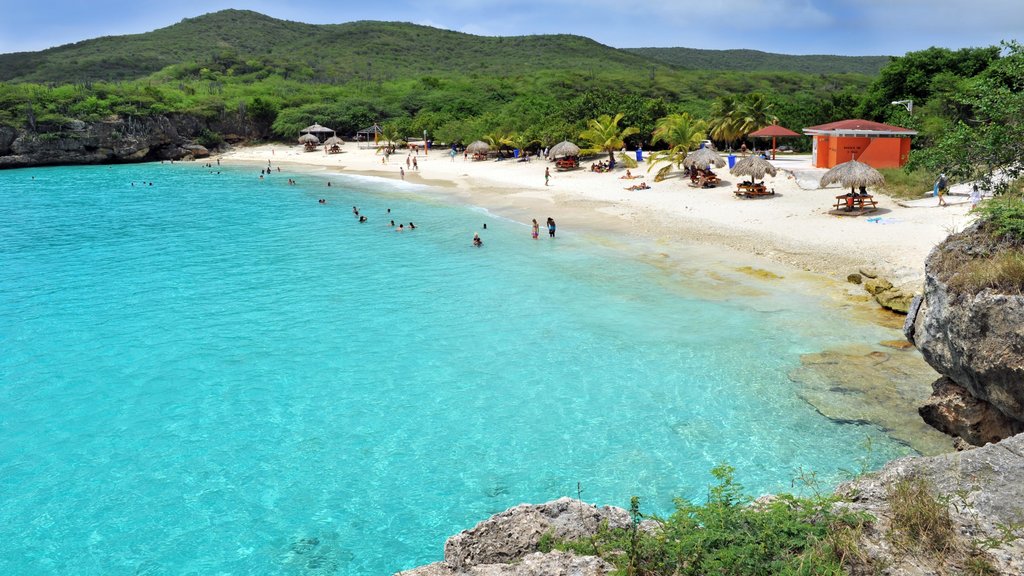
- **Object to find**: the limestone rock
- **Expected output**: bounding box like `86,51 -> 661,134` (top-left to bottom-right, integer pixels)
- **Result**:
397,551 -> 612,576
874,287 -> 914,314
918,377 -> 1024,446
906,222 -> 1024,443
838,433 -> 1024,576
847,273 -> 863,284
859,267 -> 880,279
443,498 -> 630,571
863,277 -> 893,295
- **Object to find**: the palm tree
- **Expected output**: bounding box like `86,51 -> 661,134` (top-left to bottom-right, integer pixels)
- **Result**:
708,95 -> 743,147
379,123 -> 402,153
708,94 -> 778,150
646,113 -> 709,181
484,130 -> 513,157
503,132 -> 541,158
736,93 -> 777,137
579,113 -> 639,167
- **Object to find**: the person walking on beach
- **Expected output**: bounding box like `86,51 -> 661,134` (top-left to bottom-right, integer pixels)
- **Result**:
970,183 -> 982,211
936,172 -> 949,207
412,157 -> 419,170
544,167 -> 550,186
400,167 -> 405,180
547,217 -> 556,238
406,155 -> 411,169
532,218 -> 540,239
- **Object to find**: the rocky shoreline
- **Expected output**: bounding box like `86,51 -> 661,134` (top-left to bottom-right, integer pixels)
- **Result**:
399,434 -> 1024,575
0,114 -> 245,168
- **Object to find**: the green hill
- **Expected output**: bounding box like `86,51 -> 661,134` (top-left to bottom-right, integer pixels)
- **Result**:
624,47 -> 890,75
0,9 -> 666,84
0,10 -> 888,84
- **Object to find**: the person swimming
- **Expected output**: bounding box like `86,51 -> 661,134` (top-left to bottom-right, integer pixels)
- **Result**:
473,232 -> 483,247
408,222 -> 416,229
359,215 -> 367,223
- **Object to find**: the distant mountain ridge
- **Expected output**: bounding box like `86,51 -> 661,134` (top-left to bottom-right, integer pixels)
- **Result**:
0,9 -> 887,83
624,47 -> 891,75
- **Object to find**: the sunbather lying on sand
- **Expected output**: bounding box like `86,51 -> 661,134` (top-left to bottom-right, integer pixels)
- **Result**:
625,181 -> 650,191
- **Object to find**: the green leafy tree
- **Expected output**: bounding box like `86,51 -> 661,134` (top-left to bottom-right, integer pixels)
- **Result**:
579,113 -> 639,166
646,112 -> 708,181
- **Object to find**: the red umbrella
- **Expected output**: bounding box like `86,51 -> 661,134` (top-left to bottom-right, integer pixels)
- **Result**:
748,125 -> 800,160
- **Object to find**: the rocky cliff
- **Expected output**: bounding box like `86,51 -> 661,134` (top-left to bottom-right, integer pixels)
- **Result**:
905,221 -> 1024,446
0,115 -> 216,168
399,435 -> 1024,575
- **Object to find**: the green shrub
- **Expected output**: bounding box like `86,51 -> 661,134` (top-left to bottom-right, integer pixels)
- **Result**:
550,464 -> 870,576
977,195 -> 1024,242
196,128 -> 224,149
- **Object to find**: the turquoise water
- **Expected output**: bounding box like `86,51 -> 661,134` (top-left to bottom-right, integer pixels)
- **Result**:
0,163 -> 913,575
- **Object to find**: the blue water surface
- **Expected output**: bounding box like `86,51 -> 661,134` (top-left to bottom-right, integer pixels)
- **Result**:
0,162 -> 912,575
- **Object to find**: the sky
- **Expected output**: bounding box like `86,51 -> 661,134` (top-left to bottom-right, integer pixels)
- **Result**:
0,0 -> 1021,56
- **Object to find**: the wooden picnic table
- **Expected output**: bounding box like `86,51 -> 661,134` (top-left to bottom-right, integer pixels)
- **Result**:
735,182 -> 773,197
830,194 -> 879,216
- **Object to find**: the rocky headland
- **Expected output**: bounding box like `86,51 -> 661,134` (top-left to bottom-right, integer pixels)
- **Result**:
0,115 -> 243,168
906,221 -> 1024,446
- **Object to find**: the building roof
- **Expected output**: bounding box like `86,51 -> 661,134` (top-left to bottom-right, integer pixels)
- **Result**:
803,119 -> 917,136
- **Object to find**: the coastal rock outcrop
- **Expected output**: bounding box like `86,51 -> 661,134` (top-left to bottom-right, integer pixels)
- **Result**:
401,436 -> 1024,575
905,222 -> 1024,445
397,498 -> 632,575
838,431 -> 1024,575
0,114 -> 215,168
851,268 -> 917,314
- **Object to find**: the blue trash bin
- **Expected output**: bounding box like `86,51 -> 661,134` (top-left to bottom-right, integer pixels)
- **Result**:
635,149 -> 643,162
514,148 -> 520,158
728,154 -> 736,168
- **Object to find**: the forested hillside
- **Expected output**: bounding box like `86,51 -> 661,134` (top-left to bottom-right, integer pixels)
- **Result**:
625,47 -> 890,75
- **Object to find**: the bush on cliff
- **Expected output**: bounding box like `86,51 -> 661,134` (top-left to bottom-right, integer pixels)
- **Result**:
543,464 -> 869,576
932,196 -> 1024,294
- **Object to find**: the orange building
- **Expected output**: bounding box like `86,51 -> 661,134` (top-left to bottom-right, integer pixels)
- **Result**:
803,119 -> 916,169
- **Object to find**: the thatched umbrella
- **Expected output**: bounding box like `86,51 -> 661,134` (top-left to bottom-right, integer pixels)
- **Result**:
324,136 -> 343,146
819,159 -> 885,194
300,123 -> 336,137
465,140 -> 491,155
548,140 -> 581,159
730,155 -> 778,181
683,147 -> 726,169
298,133 -> 320,144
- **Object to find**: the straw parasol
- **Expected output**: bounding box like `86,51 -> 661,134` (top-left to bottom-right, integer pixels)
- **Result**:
300,123 -> 336,136
683,147 -> 726,169
748,124 -> 800,160
324,136 -> 343,146
547,140 -> 581,159
298,133 -> 320,144
819,159 -> 885,193
465,140 -> 491,155
730,155 -> 778,180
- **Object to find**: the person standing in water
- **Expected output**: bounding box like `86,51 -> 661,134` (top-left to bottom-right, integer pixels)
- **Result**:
547,217 -> 556,238
531,219 -> 539,239
473,232 -> 483,247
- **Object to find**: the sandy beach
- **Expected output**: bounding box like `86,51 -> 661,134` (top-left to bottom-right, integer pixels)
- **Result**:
220,142 -> 976,289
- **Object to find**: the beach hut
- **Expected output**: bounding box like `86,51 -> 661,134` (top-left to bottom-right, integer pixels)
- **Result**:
747,124 -> 800,160
357,124 -> 383,149
803,119 -> 916,169
683,147 -> 726,169
465,140 -> 491,160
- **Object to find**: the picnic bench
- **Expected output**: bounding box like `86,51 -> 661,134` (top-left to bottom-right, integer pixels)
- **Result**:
734,183 -> 774,198
556,157 -> 579,170
472,153 -> 488,161
832,194 -> 879,215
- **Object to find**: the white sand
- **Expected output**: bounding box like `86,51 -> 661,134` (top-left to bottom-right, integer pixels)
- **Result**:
220,143 -> 976,288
